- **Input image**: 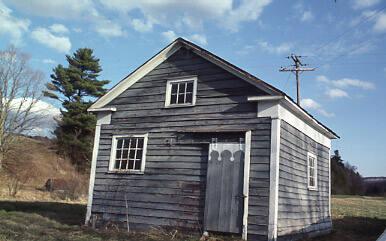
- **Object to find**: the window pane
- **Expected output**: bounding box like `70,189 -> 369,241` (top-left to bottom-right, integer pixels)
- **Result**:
171,83 -> 178,94
122,149 -> 129,159
130,139 -> 136,148
134,160 -> 142,170
185,93 -> 193,104
128,159 -> 134,169
115,159 -> 120,169
120,160 -> 128,170
310,177 -> 314,187
178,93 -> 185,104
123,139 -> 130,148
136,149 -> 143,159
137,138 -> 144,148
171,94 -> 177,104
186,82 -> 193,92
117,139 -> 123,148
129,149 -> 136,159
116,150 -> 122,159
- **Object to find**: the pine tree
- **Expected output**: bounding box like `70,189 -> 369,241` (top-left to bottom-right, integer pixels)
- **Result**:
44,48 -> 109,171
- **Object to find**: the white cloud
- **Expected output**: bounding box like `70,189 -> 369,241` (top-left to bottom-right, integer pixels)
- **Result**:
317,75 -> 375,90
301,11 -> 314,22
189,34 -> 207,45
0,0 -> 30,44
73,27 -> 82,33
5,0 -> 94,19
49,23 -> 69,34
162,30 -> 178,42
31,27 -> 71,53
353,0 -> 381,9
5,0 -> 124,38
100,0 -> 272,32
42,58 -> 56,64
373,12 -> 386,33
257,41 -> 292,55
94,19 -> 125,38
325,88 -> 349,99
224,0 -> 272,31
10,98 -> 60,137
161,31 -> 207,45
131,18 -> 153,32
301,98 -> 334,117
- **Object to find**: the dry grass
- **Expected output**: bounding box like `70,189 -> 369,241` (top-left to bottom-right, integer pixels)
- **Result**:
0,196 -> 384,241
0,136 -> 88,202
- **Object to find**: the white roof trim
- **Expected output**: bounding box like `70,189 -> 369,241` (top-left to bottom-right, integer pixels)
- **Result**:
89,42 -> 181,109
90,38 -> 282,110
88,107 -> 117,112
248,95 -> 338,144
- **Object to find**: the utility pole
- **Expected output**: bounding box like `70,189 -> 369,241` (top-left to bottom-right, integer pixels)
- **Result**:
280,54 -> 315,105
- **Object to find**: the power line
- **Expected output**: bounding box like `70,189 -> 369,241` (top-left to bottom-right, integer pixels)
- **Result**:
313,5 -> 386,56
279,54 -> 315,105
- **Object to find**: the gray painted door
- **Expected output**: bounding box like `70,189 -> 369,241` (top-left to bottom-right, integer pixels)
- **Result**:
204,142 -> 245,234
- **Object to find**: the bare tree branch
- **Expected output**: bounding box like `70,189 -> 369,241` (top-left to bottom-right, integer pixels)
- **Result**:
0,46 -> 45,168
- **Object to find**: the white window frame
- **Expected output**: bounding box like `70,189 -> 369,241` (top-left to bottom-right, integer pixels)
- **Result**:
109,134 -> 148,174
165,76 -> 197,107
307,152 -> 318,190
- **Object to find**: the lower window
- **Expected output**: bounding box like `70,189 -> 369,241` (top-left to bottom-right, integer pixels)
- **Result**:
109,134 -> 148,172
307,152 -> 317,190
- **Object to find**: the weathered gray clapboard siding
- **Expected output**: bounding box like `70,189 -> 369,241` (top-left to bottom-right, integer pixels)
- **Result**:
277,121 -> 332,239
91,47 -> 271,240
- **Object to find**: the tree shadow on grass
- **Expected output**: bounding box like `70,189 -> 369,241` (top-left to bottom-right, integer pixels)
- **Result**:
305,217 -> 386,241
0,200 -> 86,226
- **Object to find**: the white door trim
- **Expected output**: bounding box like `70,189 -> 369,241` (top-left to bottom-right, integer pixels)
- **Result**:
242,130 -> 252,240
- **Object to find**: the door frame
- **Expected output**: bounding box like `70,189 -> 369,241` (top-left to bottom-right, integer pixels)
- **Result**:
203,130 -> 251,240
242,130 -> 252,240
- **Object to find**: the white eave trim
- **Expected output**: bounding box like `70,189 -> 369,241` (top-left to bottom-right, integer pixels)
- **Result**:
89,42 -> 181,109
248,95 -> 338,140
88,107 -> 117,112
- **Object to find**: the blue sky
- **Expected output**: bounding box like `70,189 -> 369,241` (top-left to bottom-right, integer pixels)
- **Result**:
0,0 -> 385,177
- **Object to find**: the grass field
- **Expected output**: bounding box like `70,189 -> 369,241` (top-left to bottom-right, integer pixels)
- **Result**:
0,196 -> 385,241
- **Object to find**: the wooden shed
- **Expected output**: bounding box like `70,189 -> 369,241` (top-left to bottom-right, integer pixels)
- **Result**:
85,38 -> 339,241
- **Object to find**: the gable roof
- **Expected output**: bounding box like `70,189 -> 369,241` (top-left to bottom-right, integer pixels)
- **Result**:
89,38 -> 284,110
89,38 -> 338,139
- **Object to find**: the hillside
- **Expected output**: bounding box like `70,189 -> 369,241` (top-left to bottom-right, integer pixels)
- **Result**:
0,136 -> 88,202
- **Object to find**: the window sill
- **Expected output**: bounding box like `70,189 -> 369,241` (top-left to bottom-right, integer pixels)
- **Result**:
164,104 -> 195,109
308,186 -> 318,191
107,170 -> 144,175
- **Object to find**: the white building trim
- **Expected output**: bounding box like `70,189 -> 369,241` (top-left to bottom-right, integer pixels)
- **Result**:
268,119 -> 281,241
248,96 -> 336,148
85,111 -> 113,224
108,133 -> 149,173
90,38 -> 281,110
164,76 -> 198,107
242,130 -> 252,240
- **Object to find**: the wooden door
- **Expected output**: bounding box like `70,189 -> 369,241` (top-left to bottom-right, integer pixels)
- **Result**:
204,142 -> 245,234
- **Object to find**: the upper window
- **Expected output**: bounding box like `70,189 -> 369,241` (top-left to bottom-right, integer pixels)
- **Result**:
109,134 -> 148,173
307,152 -> 317,190
165,77 -> 197,107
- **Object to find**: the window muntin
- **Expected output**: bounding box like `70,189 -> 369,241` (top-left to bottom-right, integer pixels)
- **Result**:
165,77 -> 197,107
307,152 -> 317,190
109,134 -> 148,173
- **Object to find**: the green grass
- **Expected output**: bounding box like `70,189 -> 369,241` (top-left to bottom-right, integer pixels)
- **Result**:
306,196 -> 386,241
0,196 -> 385,241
